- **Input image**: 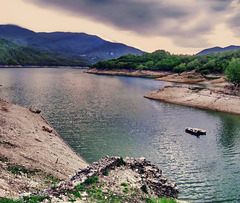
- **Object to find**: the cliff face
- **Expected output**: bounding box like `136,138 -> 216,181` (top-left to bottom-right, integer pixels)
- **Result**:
0,99 -> 88,198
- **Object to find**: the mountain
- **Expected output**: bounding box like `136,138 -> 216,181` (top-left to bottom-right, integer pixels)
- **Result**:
196,45 -> 240,55
0,38 -> 90,66
0,24 -> 144,64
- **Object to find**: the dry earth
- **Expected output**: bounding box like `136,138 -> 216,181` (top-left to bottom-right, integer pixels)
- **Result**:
144,86 -> 240,115
0,99 -> 88,198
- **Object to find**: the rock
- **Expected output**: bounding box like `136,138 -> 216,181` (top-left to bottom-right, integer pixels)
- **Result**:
42,126 -> 53,133
29,108 -> 41,114
40,156 -> 179,200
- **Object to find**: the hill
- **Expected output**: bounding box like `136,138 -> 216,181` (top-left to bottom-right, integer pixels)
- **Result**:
0,38 -> 89,66
196,45 -> 240,55
0,24 -> 144,64
90,48 -> 240,75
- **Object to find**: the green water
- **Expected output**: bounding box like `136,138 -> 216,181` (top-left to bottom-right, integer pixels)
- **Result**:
0,68 -> 239,202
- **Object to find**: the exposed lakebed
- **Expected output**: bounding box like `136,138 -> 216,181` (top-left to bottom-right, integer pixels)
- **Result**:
0,68 -> 240,202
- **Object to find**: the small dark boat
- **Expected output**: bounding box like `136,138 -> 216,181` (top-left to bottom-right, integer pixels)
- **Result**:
185,127 -> 206,135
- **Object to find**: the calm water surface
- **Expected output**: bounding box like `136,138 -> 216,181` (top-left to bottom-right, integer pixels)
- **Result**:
0,68 -> 239,202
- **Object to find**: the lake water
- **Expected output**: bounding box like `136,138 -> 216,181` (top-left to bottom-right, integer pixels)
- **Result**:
0,68 -> 239,202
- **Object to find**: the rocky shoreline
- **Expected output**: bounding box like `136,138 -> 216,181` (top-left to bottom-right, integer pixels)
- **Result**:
0,99 -> 179,202
87,69 -> 240,115
0,99 -> 88,198
144,86 -> 240,115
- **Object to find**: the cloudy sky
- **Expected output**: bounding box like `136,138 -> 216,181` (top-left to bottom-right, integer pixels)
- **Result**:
1,0 -> 240,54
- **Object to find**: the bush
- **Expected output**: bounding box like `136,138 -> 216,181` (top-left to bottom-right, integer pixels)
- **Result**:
225,58 -> 240,85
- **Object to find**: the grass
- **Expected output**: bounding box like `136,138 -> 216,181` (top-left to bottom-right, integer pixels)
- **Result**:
117,157 -> 126,167
102,170 -> 109,176
121,182 -> 128,187
141,184 -> 148,194
0,156 -> 9,162
6,163 -> 40,176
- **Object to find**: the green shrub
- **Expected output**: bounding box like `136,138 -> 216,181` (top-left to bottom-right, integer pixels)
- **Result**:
117,157 -> 126,167
225,58 -> 240,85
141,185 -> 148,194
121,182 -> 128,187
102,171 -> 109,176
84,175 -> 99,185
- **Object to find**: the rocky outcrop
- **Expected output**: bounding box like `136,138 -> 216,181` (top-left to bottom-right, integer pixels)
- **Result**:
37,156 -> 179,202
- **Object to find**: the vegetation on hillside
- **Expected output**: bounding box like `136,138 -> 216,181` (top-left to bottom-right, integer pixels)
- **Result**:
0,38 -> 89,66
225,58 -> 240,85
91,49 -> 240,76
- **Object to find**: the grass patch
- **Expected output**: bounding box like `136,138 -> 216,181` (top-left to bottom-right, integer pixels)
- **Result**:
0,156 -> 9,162
44,174 -> 60,185
123,187 -> 129,194
121,182 -> 128,187
6,163 -> 40,175
141,185 -> 148,194
117,157 -> 126,167
102,170 -> 109,176
84,175 -> 99,185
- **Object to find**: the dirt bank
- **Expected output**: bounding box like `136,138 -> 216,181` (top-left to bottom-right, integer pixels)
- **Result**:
86,68 -> 171,78
0,99 -> 88,198
144,86 -> 240,115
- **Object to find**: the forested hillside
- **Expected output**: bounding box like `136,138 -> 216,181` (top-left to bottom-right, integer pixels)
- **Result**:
0,25 -> 144,64
0,38 -> 89,66
91,49 -> 240,74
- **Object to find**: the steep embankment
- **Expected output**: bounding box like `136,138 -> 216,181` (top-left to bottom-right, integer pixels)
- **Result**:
0,99 -> 88,198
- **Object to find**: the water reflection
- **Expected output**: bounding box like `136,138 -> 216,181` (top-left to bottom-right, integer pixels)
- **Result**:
0,68 -> 240,202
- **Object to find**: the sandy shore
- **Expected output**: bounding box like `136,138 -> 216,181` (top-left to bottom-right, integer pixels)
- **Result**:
86,68 -> 171,78
0,99 -> 88,198
144,86 -> 240,115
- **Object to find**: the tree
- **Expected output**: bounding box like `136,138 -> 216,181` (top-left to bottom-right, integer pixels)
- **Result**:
225,58 -> 240,85
173,63 -> 187,74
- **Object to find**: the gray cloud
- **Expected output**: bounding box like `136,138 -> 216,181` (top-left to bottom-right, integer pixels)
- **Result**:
25,0 -> 239,48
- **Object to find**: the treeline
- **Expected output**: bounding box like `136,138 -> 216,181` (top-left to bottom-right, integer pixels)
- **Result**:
0,39 -> 89,66
91,49 -> 240,74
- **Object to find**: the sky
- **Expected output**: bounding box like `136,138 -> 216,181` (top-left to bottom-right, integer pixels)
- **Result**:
1,0 -> 240,54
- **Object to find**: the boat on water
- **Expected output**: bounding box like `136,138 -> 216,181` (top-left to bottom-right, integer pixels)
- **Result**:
185,127 -> 206,135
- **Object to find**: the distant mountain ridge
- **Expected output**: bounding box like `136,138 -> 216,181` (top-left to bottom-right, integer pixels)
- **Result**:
0,24 -> 144,65
196,45 -> 240,55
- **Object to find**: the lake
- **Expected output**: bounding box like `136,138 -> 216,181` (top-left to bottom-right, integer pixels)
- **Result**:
0,68 -> 239,202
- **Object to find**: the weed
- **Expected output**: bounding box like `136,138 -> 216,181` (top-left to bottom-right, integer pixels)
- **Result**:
117,157 -> 126,167
44,174 -> 60,185
0,156 -> 9,162
84,175 -> 99,185
102,170 -> 109,176
123,187 -> 128,194
6,163 -> 40,175
75,184 -> 85,191
121,182 -> 127,187
141,185 -> 148,194
22,194 -> 47,203
0,198 -> 22,203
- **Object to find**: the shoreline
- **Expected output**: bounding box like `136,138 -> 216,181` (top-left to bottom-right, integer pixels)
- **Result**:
87,68 -> 240,115
144,86 -> 240,115
86,68 -> 171,78
0,99 -> 88,198
0,98 -> 179,202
